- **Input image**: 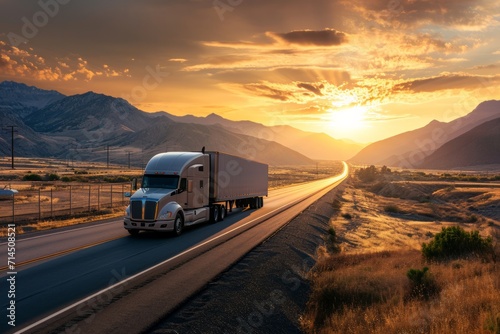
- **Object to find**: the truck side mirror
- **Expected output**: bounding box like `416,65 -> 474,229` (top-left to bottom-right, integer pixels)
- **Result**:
132,178 -> 138,191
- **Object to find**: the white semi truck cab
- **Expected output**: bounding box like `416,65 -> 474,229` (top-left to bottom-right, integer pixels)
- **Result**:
124,151 -> 268,236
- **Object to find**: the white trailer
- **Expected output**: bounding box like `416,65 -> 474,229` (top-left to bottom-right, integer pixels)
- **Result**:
124,151 -> 268,236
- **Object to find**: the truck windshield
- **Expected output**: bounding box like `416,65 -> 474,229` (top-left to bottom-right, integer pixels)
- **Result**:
142,175 -> 179,189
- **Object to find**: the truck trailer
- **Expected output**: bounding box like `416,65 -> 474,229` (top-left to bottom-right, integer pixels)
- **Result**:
124,151 -> 268,236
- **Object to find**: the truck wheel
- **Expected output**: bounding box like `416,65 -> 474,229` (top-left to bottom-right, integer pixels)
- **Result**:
259,197 -> 264,208
173,213 -> 184,236
219,205 -> 226,221
211,205 -> 219,223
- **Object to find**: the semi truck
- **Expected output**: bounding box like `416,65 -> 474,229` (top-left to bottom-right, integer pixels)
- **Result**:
124,151 -> 268,236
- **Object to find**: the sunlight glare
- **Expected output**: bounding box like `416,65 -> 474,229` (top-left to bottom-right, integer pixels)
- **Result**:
328,105 -> 367,130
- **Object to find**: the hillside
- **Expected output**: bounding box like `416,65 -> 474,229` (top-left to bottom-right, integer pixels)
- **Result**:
164,112 -> 363,160
0,81 -> 314,166
421,117 -> 500,169
107,118 -> 314,165
0,81 -> 65,117
350,100 -> 500,168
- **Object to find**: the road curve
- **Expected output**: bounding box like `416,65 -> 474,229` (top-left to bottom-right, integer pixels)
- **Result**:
3,163 -> 348,334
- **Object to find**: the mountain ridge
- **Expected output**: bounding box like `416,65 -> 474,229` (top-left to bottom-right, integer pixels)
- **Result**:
420,117 -> 500,169
162,111 -> 364,160
0,81 -> 316,166
350,100 -> 500,168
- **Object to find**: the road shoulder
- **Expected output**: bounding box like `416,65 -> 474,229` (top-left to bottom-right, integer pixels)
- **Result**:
149,182 -> 346,334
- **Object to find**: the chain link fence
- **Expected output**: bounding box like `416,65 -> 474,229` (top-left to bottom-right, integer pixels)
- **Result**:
0,183 -> 132,224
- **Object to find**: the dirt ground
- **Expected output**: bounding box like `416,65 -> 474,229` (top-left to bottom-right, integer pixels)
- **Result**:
332,177 -> 500,254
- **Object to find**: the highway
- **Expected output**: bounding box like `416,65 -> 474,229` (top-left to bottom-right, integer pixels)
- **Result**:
1,163 -> 348,334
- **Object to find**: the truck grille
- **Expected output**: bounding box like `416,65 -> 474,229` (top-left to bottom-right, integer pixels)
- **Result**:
130,199 -> 158,221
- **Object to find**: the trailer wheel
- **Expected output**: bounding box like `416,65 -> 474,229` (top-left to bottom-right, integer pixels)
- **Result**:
252,197 -> 260,209
211,205 -> 219,223
259,197 -> 264,208
219,205 -> 226,221
173,213 -> 184,236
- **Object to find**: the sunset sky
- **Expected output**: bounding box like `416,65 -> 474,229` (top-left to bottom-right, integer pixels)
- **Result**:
1,0 -> 500,143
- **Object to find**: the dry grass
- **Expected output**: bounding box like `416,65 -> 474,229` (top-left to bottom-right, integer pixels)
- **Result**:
302,169 -> 500,334
302,250 -> 500,334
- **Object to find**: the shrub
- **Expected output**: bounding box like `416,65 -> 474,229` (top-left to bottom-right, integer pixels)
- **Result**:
342,213 -> 352,220
384,204 -> 401,213
406,267 -> 440,300
422,226 -> 493,261
23,173 -> 42,181
357,165 -> 378,182
47,173 -> 60,181
326,227 -> 339,253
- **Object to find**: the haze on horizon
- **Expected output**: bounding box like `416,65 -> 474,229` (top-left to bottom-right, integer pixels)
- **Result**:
1,0 -> 499,143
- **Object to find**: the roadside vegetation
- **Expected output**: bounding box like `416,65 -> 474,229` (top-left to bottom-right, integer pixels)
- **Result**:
302,166 -> 500,334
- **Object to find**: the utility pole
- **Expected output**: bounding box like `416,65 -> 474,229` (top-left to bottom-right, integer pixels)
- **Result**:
5,126 -> 17,169
107,145 -> 110,169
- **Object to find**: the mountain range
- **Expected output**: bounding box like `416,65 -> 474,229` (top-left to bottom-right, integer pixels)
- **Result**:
0,81 -> 361,166
1,81 -> 498,169
350,100 -> 500,170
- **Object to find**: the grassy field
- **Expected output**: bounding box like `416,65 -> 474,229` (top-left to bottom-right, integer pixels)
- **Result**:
302,167 -> 500,334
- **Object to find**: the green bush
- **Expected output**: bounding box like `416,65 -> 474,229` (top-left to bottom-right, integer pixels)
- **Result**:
422,226 -> 493,261
406,267 -> 440,300
23,173 -> 42,181
47,173 -> 60,181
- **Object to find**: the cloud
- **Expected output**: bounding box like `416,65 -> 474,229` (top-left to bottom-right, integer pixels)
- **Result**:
267,29 -> 348,46
0,42 -> 130,82
392,73 -> 500,93
243,83 -> 296,101
344,0 -> 500,30
297,82 -> 324,96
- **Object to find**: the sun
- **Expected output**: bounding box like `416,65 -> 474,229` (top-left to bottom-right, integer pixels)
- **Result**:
328,105 -> 367,130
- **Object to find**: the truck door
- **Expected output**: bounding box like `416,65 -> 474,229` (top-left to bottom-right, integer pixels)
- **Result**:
187,164 -> 209,209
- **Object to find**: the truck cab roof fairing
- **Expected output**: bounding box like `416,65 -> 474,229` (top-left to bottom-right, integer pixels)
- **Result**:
145,152 -> 204,175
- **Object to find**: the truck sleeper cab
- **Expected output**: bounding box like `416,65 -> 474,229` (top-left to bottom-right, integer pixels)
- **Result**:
124,151 -> 268,236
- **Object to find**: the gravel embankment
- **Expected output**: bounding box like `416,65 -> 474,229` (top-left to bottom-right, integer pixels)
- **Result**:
149,184 -> 344,334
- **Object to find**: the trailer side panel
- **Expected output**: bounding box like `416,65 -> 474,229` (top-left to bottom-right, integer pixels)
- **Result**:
210,152 -> 268,202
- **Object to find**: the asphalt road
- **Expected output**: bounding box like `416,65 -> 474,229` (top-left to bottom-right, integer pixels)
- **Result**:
1,164 -> 347,333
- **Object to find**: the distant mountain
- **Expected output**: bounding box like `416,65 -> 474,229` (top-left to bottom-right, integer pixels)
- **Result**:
0,109 -> 62,158
24,91 -> 154,140
421,118 -> 500,169
350,100 -> 500,168
0,81 -> 65,117
164,112 -> 363,160
0,81 -> 315,166
107,118 -> 314,165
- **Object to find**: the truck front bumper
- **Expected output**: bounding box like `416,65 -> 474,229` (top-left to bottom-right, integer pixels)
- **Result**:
124,217 -> 175,232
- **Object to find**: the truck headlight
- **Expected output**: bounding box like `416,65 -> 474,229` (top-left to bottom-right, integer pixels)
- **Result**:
158,211 -> 173,220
